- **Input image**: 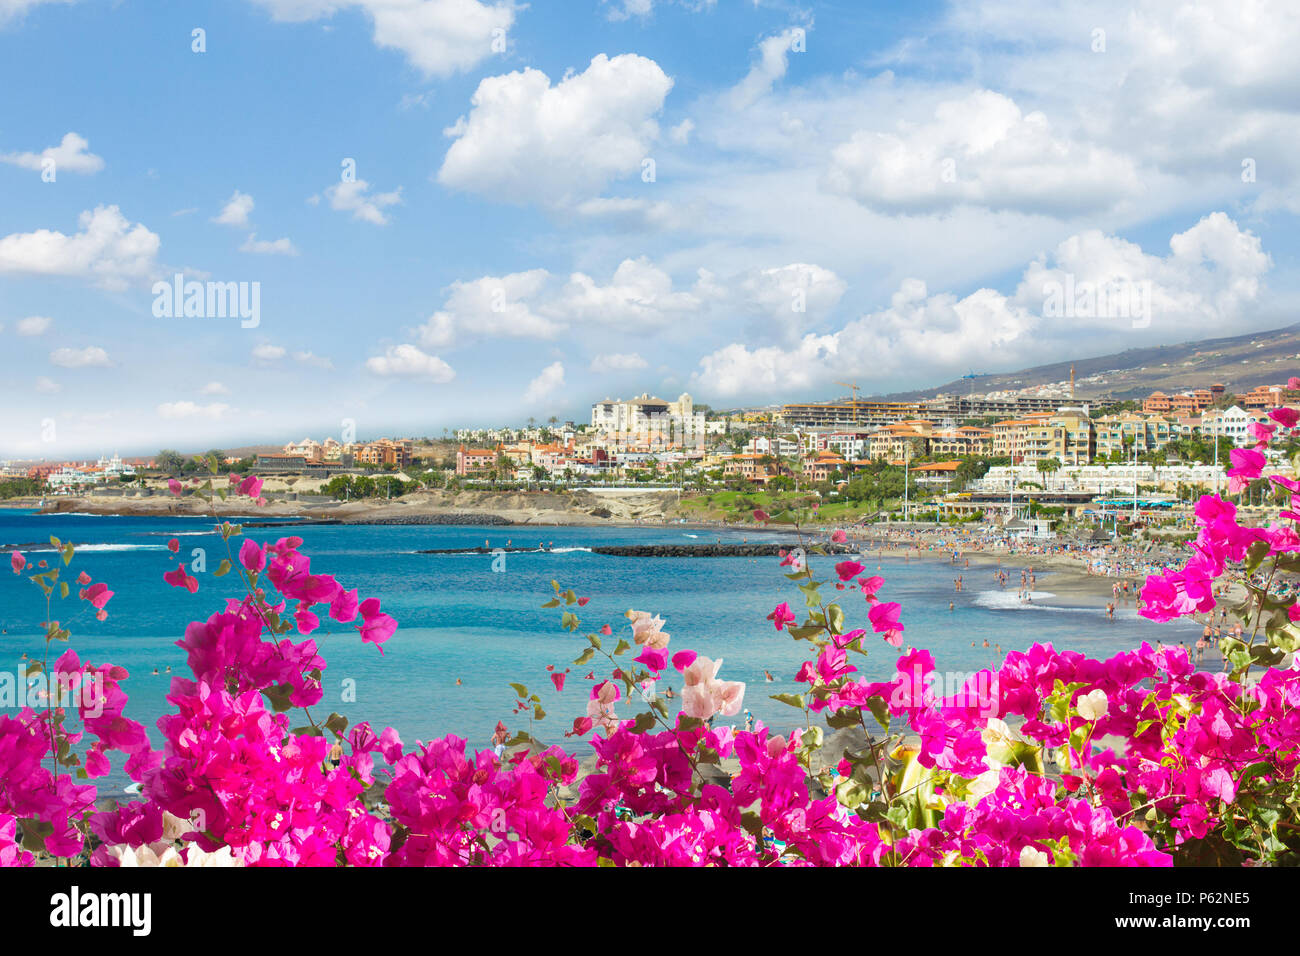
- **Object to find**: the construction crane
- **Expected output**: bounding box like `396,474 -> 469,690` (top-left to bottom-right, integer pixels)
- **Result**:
961,370 -> 985,398
834,381 -> 861,424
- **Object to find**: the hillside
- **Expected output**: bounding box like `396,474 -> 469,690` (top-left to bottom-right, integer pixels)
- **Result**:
876,323 -> 1300,402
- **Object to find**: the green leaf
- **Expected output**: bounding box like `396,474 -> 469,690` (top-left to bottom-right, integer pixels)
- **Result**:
59,581 -> 69,599
631,711 -> 657,734
613,639 -> 631,656
825,706 -> 861,729
867,695 -> 890,730
61,542 -> 74,565
770,692 -> 806,709
214,559 -> 232,578
509,682 -> 529,699
324,712 -> 349,734
827,604 -> 845,634
787,625 -> 824,641
573,647 -> 595,667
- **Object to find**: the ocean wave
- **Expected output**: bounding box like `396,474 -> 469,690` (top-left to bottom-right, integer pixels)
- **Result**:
972,589 -> 1063,610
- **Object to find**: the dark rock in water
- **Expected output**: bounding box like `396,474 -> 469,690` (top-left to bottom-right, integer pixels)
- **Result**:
0,542 -> 50,552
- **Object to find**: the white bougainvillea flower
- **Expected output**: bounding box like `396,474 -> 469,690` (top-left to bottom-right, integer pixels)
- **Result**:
1076,689 -> 1109,722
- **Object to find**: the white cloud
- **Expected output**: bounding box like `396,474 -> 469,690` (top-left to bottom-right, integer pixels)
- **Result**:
157,401 -> 232,421
602,0 -> 652,20
322,179 -> 402,225
240,233 -> 298,255
34,376 -> 60,393
0,131 -> 103,175
590,352 -> 648,373
252,343 -> 287,361
734,262 -> 846,339
438,54 -> 673,207
823,90 -> 1142,216
365,343 -> 455,381
0,0 -> 75,26
0,206 -> 160,290
417,269 -> 559,348
50,345 -> 110,368
693,213 -> 1272,398
523,361 -> 565,405
293,350 -> 333,369
199,381 -> 229,395
600,0 -> 715,21
727,28 -> 803,110
250,0 -> 515,77
417,257 -> 843,347
16,315 -> 52,336
213,190 -> 255,227
668,119 -> 694,145
549,258 -> 715,325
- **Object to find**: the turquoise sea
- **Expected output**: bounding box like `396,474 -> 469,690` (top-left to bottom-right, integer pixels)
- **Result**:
0,510 -> 1202,786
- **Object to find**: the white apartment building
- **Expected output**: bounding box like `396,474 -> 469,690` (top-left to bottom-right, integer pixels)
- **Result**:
969,463 -> 1226,495
591,392 -> 706,450
1200,405 -> 1276,447
746,435 -> 802,458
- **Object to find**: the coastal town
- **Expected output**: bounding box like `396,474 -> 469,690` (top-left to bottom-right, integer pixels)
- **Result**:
5,374 -> 1297,532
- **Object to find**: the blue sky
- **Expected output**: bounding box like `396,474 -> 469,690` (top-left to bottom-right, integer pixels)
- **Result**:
2,0 -> 1297,456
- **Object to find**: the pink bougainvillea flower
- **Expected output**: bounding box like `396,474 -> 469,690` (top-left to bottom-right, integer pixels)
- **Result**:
166,538 -> 179,553
162,564 -> 198,593
859,575 -> 885,596
634,646 -> 669,672
752,509 -> 769,522
238,475 -> 264,499
831,529 -> 847,543
77,571 -> 91,585
167,479 -> 182,496
835,560 -> 865,582
1270,407 -> 1300,428
672,650 -> 698,672
550,671 -> 566,693
767,602 -> 796,631
80,582 -> 113,610
868,602 -> 905,646
10,552 -> 24,574
238,539 -> 266,572
356,597 -> 397,653
565,716 -> 594,738
600,624 -> 612,636
330,587 -> 360,624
